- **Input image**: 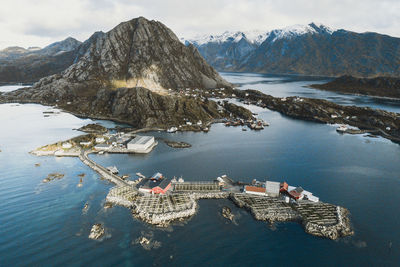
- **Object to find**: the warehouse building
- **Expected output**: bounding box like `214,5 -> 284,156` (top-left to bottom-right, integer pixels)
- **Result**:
127,136 -> 157,153
265,181 -> 280,197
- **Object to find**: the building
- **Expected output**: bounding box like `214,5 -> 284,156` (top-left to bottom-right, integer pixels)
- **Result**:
95,137 -> 105,144
137,172 -> 171,194
127,136 -> 156,153
265,181 -> 280,197
288,186 -> 304,200
94,143 -> 112,151
244,185 -> 266,196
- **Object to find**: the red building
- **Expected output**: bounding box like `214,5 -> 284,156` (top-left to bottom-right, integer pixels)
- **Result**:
137,173 -> 172,194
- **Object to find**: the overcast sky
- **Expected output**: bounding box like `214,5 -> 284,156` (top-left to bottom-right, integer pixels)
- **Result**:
1,0 -> 399,49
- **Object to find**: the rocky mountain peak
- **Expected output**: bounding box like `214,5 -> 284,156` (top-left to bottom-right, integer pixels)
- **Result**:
52,16 -> 230,94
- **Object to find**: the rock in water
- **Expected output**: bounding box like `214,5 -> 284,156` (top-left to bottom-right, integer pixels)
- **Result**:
0,17 -> 246,128
88,224 -> 105,240
222,206 -> 234,221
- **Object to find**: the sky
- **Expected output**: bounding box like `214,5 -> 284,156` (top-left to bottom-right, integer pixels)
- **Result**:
1,0 -> 399,49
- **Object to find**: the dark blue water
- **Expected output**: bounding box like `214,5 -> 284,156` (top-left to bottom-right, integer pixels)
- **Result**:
1,76 -> 400,266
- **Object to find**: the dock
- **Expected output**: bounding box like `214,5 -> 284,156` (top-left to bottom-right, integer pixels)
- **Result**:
79,150 -> 130,187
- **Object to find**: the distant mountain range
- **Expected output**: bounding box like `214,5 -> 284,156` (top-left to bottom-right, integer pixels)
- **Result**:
184,23 -> 400,77
0,37 -> 82,83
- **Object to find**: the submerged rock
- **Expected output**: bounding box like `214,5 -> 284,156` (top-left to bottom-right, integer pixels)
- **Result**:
42,172 -> 64,183
133,232 -> 162,250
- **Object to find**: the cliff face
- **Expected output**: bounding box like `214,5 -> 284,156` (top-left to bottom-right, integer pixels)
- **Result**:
1,17 -> 241,128
310,75 -> 400,98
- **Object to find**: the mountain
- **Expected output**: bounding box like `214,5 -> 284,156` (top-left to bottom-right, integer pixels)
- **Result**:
185,23 -> 400,77
310,75 -> 400,98
0,37 -> 82,83
1,17 -> 245,128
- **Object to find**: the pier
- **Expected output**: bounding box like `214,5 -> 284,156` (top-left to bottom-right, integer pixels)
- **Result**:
79,150 -> 130,187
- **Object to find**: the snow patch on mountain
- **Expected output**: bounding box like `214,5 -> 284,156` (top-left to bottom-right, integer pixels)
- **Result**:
183,23 -> 335,46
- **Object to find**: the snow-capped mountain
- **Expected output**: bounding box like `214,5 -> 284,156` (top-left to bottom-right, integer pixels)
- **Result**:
184,23 -> 334,46
184,23 -> 400,77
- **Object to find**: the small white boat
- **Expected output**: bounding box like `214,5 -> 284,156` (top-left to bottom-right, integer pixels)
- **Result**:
167,126 -> 178,133
336,125 -> 348,133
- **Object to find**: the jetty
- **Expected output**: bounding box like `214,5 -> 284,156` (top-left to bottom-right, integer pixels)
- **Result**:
79,150 -> 129,187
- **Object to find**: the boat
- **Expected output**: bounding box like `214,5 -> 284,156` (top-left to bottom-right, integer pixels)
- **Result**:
262,121 -> 270,127
242,128 -> 247,131
336,125 -> 348,133
167,126 -> 178,133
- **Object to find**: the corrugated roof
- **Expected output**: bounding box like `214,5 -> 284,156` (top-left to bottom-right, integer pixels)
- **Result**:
266,181 -> 280,193
128,136 -> 153,145
245,186 -> 266,193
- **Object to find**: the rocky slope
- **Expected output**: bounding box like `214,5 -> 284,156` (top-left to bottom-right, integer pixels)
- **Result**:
186,23 -> 400,77
310,75 -> 400,98
0,17 -> 244,128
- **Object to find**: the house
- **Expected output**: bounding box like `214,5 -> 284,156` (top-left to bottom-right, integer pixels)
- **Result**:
280,182 -> 289,193
244,185 -> 266,196
95,137 -> 105,144
265,181 -> 280,197
127,136 -> 156,153
289,187 -> 304,200
136,172 -> 171,194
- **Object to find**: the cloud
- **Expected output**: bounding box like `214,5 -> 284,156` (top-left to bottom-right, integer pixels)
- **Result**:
0,0 -> 399,49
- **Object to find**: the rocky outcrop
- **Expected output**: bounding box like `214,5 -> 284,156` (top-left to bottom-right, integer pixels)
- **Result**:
311,75 -> 400,99
0,17 -> 244,128
88,224 -> 105,240
221,207 -> 234,221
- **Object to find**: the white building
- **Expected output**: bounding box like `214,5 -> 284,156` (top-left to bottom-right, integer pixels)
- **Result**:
80,141 -> 92,146
127,136 -> 157,153
265,181 -> 280,197
95,137 -> 105,144
94,143 -> 112,151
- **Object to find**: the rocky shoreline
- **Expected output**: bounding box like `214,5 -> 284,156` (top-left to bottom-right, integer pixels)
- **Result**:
106,185 -> 352,240
234,89 -> 400,144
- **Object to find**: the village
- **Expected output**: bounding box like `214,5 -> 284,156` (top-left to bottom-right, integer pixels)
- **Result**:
104,170 -> 353,241
30,119 -> 352,241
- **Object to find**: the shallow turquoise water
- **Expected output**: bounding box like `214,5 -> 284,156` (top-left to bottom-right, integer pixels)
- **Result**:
1,76 -> 400,266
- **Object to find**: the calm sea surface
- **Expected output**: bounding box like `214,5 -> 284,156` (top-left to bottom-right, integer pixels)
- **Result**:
0,74 -> 399,266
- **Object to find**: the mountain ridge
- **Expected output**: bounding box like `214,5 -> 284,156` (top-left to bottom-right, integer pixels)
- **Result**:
184,23 -> 400,77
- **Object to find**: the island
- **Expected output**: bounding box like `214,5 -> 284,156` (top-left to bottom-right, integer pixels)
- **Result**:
32,134 -> 354,240
310,75 -> 400,99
